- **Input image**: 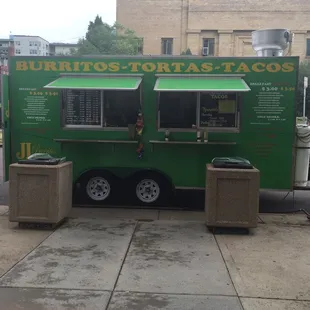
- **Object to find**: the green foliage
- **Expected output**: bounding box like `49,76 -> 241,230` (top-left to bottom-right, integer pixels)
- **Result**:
297,60 -> 310,117
72,15 -> 142,56
181,48 -> 192,55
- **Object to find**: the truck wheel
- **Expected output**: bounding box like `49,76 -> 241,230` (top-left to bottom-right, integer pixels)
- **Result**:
80,170 -> 118,205
129,173 -> 173,206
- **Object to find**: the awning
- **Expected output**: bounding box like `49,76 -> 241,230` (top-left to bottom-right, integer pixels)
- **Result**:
154,76 -> 250,92
44,76 -> 142,90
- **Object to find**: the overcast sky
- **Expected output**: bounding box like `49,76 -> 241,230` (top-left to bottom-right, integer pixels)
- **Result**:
0,0 -> 116,43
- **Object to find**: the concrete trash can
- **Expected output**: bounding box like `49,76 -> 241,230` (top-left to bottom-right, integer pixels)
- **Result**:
205,163 -> 260,229
9,161 -> 73,226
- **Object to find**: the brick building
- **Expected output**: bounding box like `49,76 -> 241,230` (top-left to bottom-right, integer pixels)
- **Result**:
116,0 -> 310,59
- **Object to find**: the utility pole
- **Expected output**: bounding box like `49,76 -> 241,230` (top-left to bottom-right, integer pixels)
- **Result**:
303,77 -> 308,118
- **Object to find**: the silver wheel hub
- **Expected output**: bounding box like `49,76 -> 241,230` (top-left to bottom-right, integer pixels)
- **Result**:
136,179 -> 160,203
86,177 -> 110,201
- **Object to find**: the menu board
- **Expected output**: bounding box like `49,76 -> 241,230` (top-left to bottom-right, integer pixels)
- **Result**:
249,84 -> 290,126
200,93 -> 237,128
64,89 -> 101,125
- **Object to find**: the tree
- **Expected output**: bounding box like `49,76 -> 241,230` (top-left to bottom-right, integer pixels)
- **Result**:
72,15 -> 142,56
181,48 -> 192,55
297,60 -> 310,117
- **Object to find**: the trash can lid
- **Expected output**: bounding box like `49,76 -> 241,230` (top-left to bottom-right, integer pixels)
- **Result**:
211,157 -> 253,169
27,153 -> 54,160
212,157 -> 251,164
18,153 -> 66,165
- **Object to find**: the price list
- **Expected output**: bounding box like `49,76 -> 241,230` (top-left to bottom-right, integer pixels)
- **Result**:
64,89 -> 101,125
200,93 -> 237,128
251,86 -> 287,125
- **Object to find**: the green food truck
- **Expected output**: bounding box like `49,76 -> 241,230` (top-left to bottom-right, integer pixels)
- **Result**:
1,30 -> 308,207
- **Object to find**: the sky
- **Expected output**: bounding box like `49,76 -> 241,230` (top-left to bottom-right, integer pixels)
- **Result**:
0,0 -> 116,43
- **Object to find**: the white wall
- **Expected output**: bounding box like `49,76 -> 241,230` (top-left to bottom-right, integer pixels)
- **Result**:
54,45 -> 77,55
14,36 -> 49,56
0,42 -> 9,47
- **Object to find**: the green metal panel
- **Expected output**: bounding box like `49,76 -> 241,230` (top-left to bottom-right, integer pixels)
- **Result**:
1,74 -> 10,181
45,76 -> 142,90
154,77 -> 250,92
6,56 -> 299,192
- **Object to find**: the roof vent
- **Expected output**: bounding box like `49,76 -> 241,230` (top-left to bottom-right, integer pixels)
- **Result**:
252,29 -> 293,57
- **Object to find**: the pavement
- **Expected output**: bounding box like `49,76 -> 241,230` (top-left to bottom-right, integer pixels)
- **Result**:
0,206 -> 310,310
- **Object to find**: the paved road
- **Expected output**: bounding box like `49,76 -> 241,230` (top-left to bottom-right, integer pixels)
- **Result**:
0,148 -> 309,212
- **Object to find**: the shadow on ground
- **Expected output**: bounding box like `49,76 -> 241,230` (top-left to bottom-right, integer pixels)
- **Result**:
0,170 -> 309,213
75,188 -> 310,213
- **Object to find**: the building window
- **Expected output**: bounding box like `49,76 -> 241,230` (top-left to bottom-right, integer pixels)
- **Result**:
161,38 -> 173,55
30,49 -> 37,54
0,49 -> 8,56
307,39 -> 310,56
62,88 -> 141,128
15,49 -> 21,54
15,41 -> 20,46
202,38 -> 215,56
158,91 -> 238,130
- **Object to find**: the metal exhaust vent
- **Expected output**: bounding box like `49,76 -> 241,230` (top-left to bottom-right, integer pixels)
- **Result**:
252,29 -> 293,57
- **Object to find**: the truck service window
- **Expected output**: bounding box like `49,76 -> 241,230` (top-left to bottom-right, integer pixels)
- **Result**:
158,91 -> 238,130
159,92 -> 197,128
104,89 -> 140,127
62,88 -> 141,128
199,92 -> 238,128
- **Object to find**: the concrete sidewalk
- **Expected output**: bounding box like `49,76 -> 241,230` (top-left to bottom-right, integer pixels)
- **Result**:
0,206 -> 310,310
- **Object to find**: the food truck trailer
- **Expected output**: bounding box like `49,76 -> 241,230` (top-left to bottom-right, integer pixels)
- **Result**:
1,29 -> 309,207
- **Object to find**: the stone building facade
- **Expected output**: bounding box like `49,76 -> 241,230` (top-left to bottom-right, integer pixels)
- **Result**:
116,0 -> 310,59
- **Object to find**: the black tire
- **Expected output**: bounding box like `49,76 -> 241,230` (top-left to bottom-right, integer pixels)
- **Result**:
77,170 -> 119,206
127,172 -> 173,207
